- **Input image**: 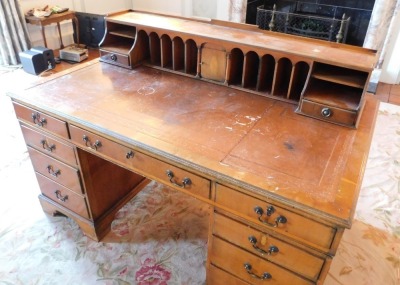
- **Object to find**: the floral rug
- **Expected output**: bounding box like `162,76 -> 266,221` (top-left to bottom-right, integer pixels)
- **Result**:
0,68 -> 399,284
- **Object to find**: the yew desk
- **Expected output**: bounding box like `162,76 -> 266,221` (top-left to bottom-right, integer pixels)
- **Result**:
25,11 -> 79,49
8,59 -> 378,284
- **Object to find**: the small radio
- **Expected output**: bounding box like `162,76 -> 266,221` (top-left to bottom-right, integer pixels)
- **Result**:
59,45 -> 88,62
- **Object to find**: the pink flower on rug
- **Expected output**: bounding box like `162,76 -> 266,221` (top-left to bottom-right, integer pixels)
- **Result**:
135,258 -> 171,285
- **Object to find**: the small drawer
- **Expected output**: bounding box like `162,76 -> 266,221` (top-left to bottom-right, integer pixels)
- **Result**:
299,99 -> 357,127
210,237 -> 313,285
28,147 -> 82,194
213,213 -> 324,281
215,184 -> 336,250
208,265 -> 249,285
20,124 -> 77,165
36,173 -> 89,219
99,49 -> 130,68
69,125 -> 211,199
13,102 -> 69,138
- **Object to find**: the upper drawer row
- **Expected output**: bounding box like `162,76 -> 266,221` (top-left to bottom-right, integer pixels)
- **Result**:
12,102 -> 210,200
69,125 -> 211,200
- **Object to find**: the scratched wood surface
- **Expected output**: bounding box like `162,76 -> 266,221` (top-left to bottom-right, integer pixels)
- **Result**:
8,61 -> 379,226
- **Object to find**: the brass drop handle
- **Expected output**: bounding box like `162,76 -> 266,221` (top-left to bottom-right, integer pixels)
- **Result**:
244,263 -> 272,280
254,205 -> 287,227
248,236 -> 279,256
82,135 -> 102,151
47,165 -> 61,177
54,190 -> 68,202
31,112 -> 47,127
126,150 -> 134,159
166,170 -> 191,188
40,139 -> 55,152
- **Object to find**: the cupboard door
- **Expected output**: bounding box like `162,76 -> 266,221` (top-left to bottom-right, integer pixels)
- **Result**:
200,43 -> 226,82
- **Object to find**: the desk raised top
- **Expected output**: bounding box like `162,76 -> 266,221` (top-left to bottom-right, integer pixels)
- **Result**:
8,60 -> 378,227
107,10 -> 377,71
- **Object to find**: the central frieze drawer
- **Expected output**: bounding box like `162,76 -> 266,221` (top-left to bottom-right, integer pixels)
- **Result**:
20,124 -> 77,165
210,237 -> 313,285
27,147 -> 82,194
213,212 -> 325,281
36,173 -> 89,219
69,125 -> 210,199
13,102 -> 69,138
215,184 -> 336,250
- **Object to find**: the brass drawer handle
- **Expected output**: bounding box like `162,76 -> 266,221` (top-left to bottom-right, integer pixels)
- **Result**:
244,263 -> 272,280
166,170 -> 192,188
47,165 -> 61,177
254,205 -> 287,228
248,236 -> 279,256
40,139 -> 55,152
321,107 -> 332,118
54,190 -> 68,202
110,54 -> 117,61
31,112 -> 47,127
126,150 -> 134,159
82,135 -> 102,151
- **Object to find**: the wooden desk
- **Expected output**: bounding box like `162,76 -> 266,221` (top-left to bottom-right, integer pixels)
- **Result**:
8,59 -> 378,284
9,11 -> 379,285
25,11 -> 79,49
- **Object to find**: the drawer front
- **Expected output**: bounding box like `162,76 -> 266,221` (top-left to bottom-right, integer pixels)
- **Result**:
210,237 -> 313,285
28,147 -> 82,194
36,173 -> 89,219
215,184 -> 336,250
99,50 -> 130,68
299,99 -> 357,127
13,102 -> 69,138
213,212 -> 324,281
69,125 -> 210,199
208,265 -> 249,285
20,124 -> 77,165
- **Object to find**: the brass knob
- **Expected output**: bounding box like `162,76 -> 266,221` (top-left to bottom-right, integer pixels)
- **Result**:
321,107 -> 332,118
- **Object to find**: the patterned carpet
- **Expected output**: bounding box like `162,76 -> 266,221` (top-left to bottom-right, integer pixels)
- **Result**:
0,67 -> 399,284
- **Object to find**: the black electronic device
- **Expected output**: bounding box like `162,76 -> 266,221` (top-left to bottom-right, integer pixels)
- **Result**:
19,47 -> 55,75
30,46 -> 56,69
73,12 -> 106,47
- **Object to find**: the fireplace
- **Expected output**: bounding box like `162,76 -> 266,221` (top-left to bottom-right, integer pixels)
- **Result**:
247,0 -> 376,47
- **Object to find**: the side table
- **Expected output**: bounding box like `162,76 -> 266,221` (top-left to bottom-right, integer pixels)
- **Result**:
25,11 -> 79,49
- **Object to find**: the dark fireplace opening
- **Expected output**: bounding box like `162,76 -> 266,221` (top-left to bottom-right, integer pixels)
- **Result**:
246,0 -> 376,47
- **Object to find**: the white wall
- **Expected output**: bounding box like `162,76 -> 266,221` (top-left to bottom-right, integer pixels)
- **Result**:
20,0 -> 232,49
20,0 -> 132,49
380,8 -> 400,84
132,0 -> 185,17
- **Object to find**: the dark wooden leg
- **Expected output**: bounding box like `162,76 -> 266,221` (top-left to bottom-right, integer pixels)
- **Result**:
57,22 -> 64,49
40,24 -> 47,47
73,16 -> 80,46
